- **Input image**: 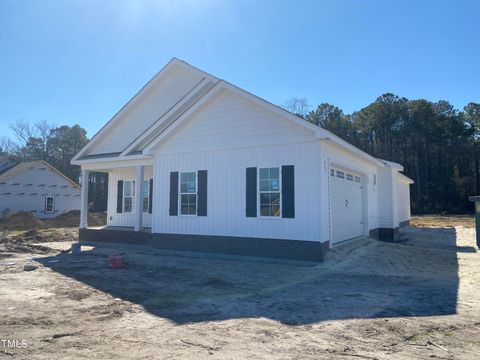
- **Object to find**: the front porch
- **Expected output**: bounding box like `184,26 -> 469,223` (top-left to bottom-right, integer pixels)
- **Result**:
80,164 -> 154,233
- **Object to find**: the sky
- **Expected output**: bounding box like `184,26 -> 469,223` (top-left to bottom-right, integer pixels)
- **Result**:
0,0 -> 479,141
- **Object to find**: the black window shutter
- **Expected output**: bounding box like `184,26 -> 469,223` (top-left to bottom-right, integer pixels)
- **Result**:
116,180 -> 123,213
148,179 -> 153,214
282,165 -> 295,218
169,172 -> 179,216
197,170 -> 207,216
246,167 -> 257,217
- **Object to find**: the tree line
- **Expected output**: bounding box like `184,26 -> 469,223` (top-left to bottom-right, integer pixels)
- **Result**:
2,93 -> 479,215
284,95 -> 480,214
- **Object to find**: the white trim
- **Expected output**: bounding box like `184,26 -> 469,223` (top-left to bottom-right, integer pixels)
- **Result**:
72,154 -> 152,166
378,158 -> 404,171
72,57 -> 389,171
329,161 -> 369,242
123,180 -> 135,213
398,172 -> 414,184
143,81 -> 225,154
257,166 -> 282,219
142,179 -> 150,213
72,58 -> 218,162
178,171 -> 198,216
120,78 -> 216,156
44,195 -> 55,214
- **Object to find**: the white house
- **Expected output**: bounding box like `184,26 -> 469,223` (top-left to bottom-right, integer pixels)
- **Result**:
0,157 -> 81,218
72,58 -> 413,261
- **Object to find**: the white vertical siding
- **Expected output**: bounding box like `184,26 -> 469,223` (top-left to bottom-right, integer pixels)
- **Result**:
376,166 -> 403,228
107,167 -> 153,227
152,142 -> 323,241
0,166 -> 80,219
397,176 -> 411,223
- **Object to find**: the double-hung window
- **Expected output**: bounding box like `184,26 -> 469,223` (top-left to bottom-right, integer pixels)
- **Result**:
123,180 -> 135,213
45,196 -> 55,213
180,172 -> 197,215
259,167 -> 281,217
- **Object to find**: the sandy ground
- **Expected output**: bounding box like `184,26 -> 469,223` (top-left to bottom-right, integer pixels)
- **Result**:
411,215 -> 475,228
0,217 -> 479,359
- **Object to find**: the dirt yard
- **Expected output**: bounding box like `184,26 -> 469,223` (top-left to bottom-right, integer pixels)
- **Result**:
1,217 -> 479,359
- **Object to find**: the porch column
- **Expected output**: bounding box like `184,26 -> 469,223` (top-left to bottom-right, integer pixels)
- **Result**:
79,169 -> 89,229
134,165 -> 145,231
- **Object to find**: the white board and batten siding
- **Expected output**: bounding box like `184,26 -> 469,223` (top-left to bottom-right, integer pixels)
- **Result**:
397,173 -> 412,224
74,58 -> 414,251
0,164 -> 80,218
150,88 -> 322,241
107,167 -> 153,228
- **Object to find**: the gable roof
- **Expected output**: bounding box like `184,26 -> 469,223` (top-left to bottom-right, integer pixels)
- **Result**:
71,58 -> 386,168
0,160 -> 80,189
0,156 -> 20,175
72,58 -> 218,162
398,172 -> 414,184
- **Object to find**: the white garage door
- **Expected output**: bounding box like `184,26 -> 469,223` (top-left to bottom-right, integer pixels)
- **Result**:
330,168 -> 364,244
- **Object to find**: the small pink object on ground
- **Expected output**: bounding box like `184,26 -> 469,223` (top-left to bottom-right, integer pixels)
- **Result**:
108,255 -> 125,269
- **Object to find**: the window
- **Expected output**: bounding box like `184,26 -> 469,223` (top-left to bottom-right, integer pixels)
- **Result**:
259,167 -> 281,217
45,196 -> 54,213
354,176 -> 361,183
180,172 -> 197,215
336,170 -> 345,179
330,169 -> 335,177
123,180 -> 135,213
143,180 -> 149,213
346,173 -> 354,181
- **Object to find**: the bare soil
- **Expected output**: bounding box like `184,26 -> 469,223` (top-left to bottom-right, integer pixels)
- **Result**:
411,215 -> 475,228
0,222 -> 479,359
44,211 -> 106,228
0,211 -> 45,231
0,211 -> 106,231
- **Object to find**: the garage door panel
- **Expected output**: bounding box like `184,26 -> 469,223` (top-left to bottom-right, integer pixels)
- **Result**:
331,168 -> 364,244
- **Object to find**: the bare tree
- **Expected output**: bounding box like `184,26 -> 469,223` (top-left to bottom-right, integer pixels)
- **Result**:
9,119 -> 54,145
9,119 -> 34,144
281,97 -> 311,118
9,119 -> 55,160
0,136 -> 19,155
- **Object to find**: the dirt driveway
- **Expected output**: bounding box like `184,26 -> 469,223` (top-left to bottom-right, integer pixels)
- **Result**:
1,221 -> 479,359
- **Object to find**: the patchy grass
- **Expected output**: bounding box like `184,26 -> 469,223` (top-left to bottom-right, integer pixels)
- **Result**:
411,215 -> 475,228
